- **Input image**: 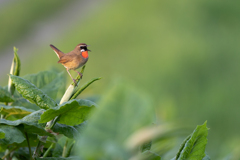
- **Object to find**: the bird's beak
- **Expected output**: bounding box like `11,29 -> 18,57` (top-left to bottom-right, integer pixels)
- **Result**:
87,49 -> 91,52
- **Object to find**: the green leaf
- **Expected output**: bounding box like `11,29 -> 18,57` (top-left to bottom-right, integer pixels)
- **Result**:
39,99 -> 96,126
8,47 -> 21,95
176,121 -> 209,160
0,152 -> 4,159
0,131 -> 5,139
13,47 -> 21,77
11,98 -> 40,111
62,138 -> 75,158
141,141 -> 152,152
52,143 -> 63,157
176,135 -> 191,159
0,104 -> 34,119
0,110 -> 52,137
0,124 -> 25,144
36,156 -> 80,160
73,121 -> 87,132
75,81 -> 154,159
12,147 -> 33,160
52,123 -> 78,139
7,71 -> 63,110
23,70 -> 66,100
0,86 -> 14,102
70,77 -> 101,100
16,133 -> 39,148
202,154 -> 211,160
9,74 -> 57,109
141,151 -> 161,160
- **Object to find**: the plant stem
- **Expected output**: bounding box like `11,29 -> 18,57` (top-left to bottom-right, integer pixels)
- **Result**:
25,132 -> 34,160
70,77 -> 101,100
46,66 -> 86,130
59,85 -> 75,104
32,140 -> 43,159
62,139 -> 74,158
1,147 -> 18,159
59,65 -> 86,104
8,57 -> 15,95
65,142 -> 74,158
40,66 -> 87,159
32,136 -> 48,159
42,143 -> 54,158
62,139 -> 68,157
71,65 -> 86,87
45,116 -> 60,130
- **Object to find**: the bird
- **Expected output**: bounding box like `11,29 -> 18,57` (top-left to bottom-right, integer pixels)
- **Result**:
50,43 -> 90,85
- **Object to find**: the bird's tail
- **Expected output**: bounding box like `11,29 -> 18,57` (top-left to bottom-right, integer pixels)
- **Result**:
50,44 -> 64,59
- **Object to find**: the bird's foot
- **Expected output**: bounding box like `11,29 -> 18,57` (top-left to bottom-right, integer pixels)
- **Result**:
72,79 -> 78,86
77,71 -> 83,79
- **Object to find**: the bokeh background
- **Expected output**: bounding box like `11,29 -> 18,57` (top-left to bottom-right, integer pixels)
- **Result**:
0,0 -> 240,158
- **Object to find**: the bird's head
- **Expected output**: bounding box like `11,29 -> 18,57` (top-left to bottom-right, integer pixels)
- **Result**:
76,43 -> 91,52
76,43 -> 90,58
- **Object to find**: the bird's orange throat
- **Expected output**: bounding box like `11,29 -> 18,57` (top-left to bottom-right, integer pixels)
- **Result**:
82,51 -> 88,58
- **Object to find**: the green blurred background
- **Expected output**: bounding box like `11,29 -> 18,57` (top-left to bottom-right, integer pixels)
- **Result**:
0,0 -> 240,158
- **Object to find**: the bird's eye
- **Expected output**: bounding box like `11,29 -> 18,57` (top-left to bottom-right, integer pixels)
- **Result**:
80,45 -> 87,50
80,45 -> 86,49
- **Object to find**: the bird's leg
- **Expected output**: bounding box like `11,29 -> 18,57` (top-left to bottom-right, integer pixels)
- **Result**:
66,68 -> 77,86
74,70 -> 83,79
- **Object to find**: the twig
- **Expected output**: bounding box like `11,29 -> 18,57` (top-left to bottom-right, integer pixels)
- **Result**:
45,116 -> 60,130
46,66 -> 86,130
42,143 -> 54,158
65,142 -> 74,158
39,66 -> 86,159
1,147 -> 18,159
25,132 -> 34,160
33,140 -> 41,158
32,137 -> 45,159
70,77 -> 101,100
59,65 -> 86,104
62,139 -> 69,157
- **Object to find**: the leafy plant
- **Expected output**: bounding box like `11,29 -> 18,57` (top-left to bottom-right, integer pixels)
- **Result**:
0,47 -> 99,160
0,48 -> 211,160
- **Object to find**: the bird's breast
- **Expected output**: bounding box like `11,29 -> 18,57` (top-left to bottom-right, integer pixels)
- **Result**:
75,56 -> 88,69
81,51 -> 88,58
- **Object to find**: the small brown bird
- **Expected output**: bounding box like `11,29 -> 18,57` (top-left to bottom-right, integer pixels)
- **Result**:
50,43 -> 90,85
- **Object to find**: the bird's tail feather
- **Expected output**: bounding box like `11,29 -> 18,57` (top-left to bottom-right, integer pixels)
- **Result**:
50,44 -> 64,59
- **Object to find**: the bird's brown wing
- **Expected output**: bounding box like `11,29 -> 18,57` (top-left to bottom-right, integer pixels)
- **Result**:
58,55 -> 73,64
